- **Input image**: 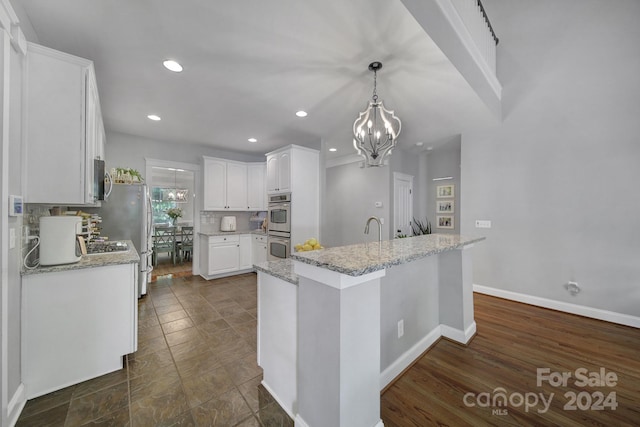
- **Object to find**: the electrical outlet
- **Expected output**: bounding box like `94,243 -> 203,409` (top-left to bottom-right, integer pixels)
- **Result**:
397,319 -> 404,338
9,228 -> 16,249
475,220 -> 491,228
565,281 -> 580,296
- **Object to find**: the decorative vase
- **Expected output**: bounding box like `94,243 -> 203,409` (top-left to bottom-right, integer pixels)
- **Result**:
172,218 -> 178,226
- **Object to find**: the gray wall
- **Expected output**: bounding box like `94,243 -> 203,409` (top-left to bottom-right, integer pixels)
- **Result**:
462,0 -> 640,316
105,131 -> 264,179
324,162 -> 390,247
427,136 -> 461,234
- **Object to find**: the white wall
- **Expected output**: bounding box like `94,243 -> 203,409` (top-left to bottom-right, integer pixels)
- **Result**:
462,0 -> 640,318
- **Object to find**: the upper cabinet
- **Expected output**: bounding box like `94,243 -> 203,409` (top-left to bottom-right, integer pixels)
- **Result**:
266,150 -> 291,194
247,163 -> 266,210
25,43 -> 105,205
203,157 -> 266,211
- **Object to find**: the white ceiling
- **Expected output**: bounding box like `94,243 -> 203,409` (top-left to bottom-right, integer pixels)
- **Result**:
16,0 -> 495,159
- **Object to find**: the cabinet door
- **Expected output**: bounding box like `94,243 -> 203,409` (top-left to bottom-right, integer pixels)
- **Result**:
26,45 -> 87,204
252,237 -> 268,265
209,243 -> 240,275
239,235 -> 252,269
226,162 -> 248,210
203,158 -> 227,210
247,163 -> 266,210
266,155 -> 279,193
278,151 -> 291,192
85,71 -> 98,203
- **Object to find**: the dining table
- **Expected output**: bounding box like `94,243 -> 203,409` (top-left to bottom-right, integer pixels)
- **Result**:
152,225 -> 194,265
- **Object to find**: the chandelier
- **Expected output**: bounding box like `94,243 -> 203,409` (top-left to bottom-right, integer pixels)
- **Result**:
353,61 -> 401,167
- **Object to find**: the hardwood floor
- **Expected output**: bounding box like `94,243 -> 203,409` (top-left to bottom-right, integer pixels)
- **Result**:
381,293 -> 640,427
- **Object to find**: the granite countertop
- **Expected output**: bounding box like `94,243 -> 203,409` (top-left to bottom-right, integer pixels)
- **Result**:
198,229 -> 267,237
254,259 -> 298,285
22,240 -> 140,276
290,234 -> 485,277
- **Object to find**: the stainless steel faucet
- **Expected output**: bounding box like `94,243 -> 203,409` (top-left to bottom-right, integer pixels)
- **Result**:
364,216 -> 382,243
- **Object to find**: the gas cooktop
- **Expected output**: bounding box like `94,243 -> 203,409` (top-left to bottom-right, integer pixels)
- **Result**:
86,241 -> 129,254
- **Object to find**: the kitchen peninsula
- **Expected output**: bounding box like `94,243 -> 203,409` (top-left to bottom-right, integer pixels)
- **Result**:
256,233 -> 484,427
21,242 -> 139,399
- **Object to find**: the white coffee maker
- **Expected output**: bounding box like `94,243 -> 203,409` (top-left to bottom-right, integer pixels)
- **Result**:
39,216 -> 83,266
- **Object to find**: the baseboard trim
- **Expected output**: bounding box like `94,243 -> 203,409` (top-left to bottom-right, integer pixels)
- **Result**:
261,380 -> 295,421
294,414 -> 310,427
379,326 -> 441,390
473,284 -> 640,328
441,321 -> 477,344
7,383 -> 25,427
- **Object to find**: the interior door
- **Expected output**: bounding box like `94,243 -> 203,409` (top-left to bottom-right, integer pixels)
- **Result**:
393,173 -> 413,237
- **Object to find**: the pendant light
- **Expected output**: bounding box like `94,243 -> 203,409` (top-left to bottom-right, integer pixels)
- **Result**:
353,61 -> 402,167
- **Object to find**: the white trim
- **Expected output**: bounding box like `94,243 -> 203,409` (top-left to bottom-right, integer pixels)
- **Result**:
380,326 -> 441,389
261,380 -> 295,420
7,383 -> 25,426
441,321 -> 476,344
293,261 -> 385,290
474,284 -> 640,328
325,153 -> 363,169
294,414 -> 310,427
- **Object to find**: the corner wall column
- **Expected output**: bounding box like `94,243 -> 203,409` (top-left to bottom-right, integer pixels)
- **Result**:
294,261 -> 385,427
438,245 -> 476,343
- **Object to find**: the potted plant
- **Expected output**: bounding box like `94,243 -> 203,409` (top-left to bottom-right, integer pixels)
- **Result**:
166,207 -> 183,226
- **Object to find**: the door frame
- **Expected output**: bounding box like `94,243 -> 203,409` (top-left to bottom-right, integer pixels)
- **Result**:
145,158 -> 200,276
393,172 -> 414,238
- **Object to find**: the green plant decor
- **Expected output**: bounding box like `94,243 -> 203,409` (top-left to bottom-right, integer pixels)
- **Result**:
411,217 -> 432,236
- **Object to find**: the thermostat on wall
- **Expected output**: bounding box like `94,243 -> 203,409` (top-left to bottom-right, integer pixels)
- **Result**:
9,195 -> 23,216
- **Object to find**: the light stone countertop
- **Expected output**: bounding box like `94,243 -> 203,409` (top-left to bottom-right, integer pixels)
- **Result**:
254,259 -> 298,285
290,234 -> 485,277
198,229 -> 267,237
22,240 -> 140,276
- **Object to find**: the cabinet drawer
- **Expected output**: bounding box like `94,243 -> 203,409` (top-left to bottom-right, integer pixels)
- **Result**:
209,235 -> 239,245
253,235 -> 267,243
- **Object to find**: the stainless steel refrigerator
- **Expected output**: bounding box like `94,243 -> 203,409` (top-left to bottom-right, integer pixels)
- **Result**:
86,183 -> 152,297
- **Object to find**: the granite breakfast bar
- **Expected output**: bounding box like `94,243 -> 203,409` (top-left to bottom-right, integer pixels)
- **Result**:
255,233 -> 484,427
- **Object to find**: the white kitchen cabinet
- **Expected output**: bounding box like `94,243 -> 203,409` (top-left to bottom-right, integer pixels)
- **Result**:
239,234 -> 252,269
203,157 -> 248,210
199,233 -> 255,279
266,150 -> 291,194
252,234 -> 268,265
22,263 -> 137,399
25,42 -> 104,205
265,145 -> 320,247
247,163 -> 266,210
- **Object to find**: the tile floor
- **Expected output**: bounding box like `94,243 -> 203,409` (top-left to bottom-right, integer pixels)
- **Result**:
17,270 -> 294,427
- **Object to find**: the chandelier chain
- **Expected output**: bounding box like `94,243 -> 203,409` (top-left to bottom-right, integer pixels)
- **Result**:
372,69 -> 378,102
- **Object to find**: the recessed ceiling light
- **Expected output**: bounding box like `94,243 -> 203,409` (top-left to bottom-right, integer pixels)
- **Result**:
415,142 -> 424,147
296,110 -> 308,118
248,138 -> 258,143
163,59 -> 183,72
147,114 -> 161,121
329,148 -> 337,152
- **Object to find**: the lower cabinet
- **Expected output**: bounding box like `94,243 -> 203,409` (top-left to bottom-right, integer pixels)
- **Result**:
252,234 -> 268,265
22,262 -> 137,399
200,233 -> 259,280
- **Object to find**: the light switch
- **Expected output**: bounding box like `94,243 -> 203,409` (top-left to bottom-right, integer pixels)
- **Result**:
475,220 -> 492,228
9,228 -> 16,249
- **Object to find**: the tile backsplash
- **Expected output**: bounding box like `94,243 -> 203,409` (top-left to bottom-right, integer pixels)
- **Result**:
200,211 -> 266,233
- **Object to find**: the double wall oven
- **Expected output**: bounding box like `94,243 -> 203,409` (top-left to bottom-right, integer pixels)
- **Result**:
267,193 -> 291,261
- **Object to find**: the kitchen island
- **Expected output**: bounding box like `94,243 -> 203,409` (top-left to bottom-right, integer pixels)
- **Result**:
256,234 -> 484,427
21,241 -> 139,399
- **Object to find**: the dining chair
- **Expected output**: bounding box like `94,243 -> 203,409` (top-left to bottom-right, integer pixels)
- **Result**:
153,226 -> 176,265
177,226 -> 194,263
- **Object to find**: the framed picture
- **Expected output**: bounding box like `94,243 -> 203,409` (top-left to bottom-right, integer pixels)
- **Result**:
437,184 -> 455,198
436,200 -> 454,214
437,215 -> 454,229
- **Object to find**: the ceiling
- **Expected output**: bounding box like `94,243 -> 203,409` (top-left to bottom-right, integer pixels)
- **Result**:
15,0 -> 495,160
